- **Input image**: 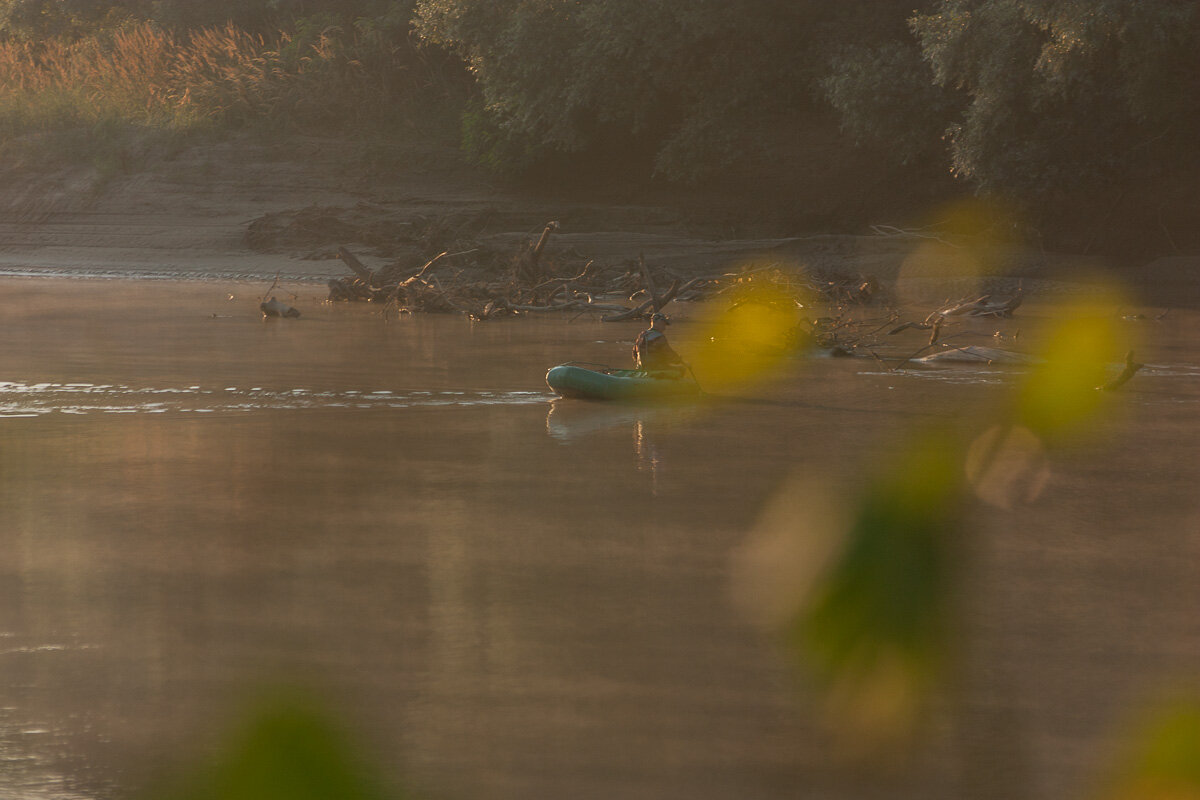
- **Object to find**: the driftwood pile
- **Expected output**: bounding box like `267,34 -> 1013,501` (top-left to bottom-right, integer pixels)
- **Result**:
324,220 -> 886,321
772,286 -> 1030,367
889,291 -> 1023,336
269,211 -> 1147,390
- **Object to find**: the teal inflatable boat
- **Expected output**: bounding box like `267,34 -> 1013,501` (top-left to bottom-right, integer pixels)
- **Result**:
545,364 -> 700,401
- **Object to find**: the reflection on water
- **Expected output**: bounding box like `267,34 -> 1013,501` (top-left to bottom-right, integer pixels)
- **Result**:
545,398 -> 648,442
544,399 -> 703,442
0,278 -> 1198,800
546,400 -> 707,496
633,419 -> 662,493
0,635 -> 99,800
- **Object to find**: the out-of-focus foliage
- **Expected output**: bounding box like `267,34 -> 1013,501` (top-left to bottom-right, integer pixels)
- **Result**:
413,0 -> 917,181
1015,289 -> 1136,439
1102,696 -> 1200,800
790,436 -> 964,745
964,424 -> 1050,509
894,196 -> 1025,304
688,281 -> 805,391
728,267 -> 1156,758
734,435 -> 965,750
157,692 -> 402,800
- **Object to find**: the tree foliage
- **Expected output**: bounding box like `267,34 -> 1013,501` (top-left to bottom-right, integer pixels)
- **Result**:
921,0 -> 1200,198
415,0 -> 1200,205
0,0 -> 1195,222
821,41 -> 956,167
414,0 -> 915,181
827,0 -> 1200,204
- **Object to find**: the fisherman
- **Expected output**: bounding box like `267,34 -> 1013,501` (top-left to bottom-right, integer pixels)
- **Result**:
633,312 -> 685,374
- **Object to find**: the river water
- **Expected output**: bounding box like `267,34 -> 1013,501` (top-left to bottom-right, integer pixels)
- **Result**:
0,278 -> 1197,800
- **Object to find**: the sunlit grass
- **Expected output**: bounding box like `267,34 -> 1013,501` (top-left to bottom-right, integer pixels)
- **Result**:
0,21 -> 450,170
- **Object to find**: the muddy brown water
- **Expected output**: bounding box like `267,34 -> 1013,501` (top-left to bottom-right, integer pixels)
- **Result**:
0,278 -> 1197,800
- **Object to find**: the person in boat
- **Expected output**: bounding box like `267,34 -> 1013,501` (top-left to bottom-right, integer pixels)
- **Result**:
633,312 -> 685,374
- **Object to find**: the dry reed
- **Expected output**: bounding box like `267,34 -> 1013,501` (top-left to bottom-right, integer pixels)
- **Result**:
0,20 -> 439,150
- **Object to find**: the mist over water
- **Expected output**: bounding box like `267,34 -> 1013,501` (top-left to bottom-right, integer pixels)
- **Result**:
1,278 -> 1198,800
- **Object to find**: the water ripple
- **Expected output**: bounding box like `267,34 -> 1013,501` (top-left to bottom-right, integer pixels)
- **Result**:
0,382 -> 553,416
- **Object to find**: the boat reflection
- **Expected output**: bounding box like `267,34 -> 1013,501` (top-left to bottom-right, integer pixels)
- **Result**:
545,400 -> 665,443
546,399 -> 703,495
632,418 -> 662,494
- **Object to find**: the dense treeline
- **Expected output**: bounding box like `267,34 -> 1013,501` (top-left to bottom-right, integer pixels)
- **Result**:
413,0 -> 1199,223
414,0 -> 919,181
0,0 -> 1196,249
832,1 -> 1200,198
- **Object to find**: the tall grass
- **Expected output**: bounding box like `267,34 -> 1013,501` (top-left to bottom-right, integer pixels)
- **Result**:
0,20 -> 456,167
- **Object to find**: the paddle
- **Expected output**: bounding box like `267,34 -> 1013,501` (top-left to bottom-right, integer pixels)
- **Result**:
683,362 -> 705,395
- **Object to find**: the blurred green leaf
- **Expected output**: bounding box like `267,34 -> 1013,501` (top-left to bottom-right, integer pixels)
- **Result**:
161,692 -> 399,800
1016,291 -> 1135,439
1103,698 -> 1200,800
689,282 -> 805,391
786,435 -> 964,744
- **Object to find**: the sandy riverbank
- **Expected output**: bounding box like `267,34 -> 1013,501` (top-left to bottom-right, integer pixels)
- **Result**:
0,136 -> 1195,308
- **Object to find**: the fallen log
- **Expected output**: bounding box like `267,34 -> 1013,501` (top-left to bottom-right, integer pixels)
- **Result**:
396,251 -> 448,292
600,278 -> 682,322
914,345 -> 1040,365
516,220 -> 559,282
939,295 -> 993,317
889,321 -> 933,335
601,298 -> 656,322
929,316 -> 944,345
337,247 -> 376,286
532,221 -> 557,264
936,290 -> 1023,318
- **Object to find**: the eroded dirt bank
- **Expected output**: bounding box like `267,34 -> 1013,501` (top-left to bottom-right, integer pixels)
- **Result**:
0,136 -> 1195,308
